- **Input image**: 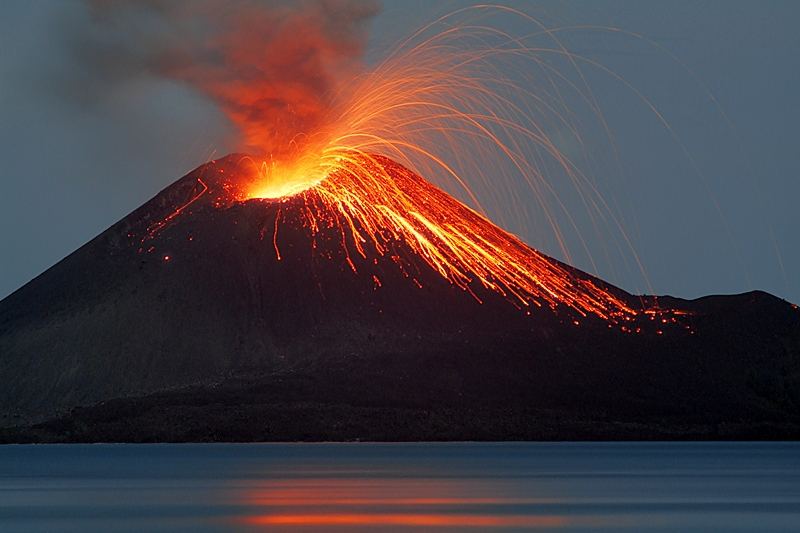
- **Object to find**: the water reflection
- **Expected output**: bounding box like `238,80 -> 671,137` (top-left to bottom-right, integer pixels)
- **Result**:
0,443 -> 798,532
244,513 -> 567,528
235,478 -> 576,528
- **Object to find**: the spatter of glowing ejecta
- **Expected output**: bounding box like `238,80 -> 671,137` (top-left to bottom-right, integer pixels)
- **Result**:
225,7 -> 648,323
175,7 -> 685,325
246,153 -> 637,322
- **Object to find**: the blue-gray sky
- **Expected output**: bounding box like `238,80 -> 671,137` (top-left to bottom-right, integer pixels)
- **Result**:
1,1 -> 798,303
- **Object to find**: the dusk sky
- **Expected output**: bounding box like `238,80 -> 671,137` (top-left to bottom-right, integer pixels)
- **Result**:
1,0 -> 798,303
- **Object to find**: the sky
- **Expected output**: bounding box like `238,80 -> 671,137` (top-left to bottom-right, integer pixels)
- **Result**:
1,0 -> 798,303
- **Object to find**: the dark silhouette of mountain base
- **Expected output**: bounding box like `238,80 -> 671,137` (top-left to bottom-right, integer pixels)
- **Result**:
1,154 -> 798,442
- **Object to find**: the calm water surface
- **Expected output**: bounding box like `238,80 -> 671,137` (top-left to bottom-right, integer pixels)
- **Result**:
0,442 -> 798,532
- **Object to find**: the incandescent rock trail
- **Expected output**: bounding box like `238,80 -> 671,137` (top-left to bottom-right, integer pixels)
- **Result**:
1,154 -> 798,442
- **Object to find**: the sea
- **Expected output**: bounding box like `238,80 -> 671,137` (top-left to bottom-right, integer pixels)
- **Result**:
1,442 -> 798,532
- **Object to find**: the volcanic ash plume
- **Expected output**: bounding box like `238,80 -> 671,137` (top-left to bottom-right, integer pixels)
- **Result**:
79,0 -> 380,157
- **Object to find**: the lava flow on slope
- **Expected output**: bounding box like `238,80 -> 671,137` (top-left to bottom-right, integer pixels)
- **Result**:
130,151 -> 690,336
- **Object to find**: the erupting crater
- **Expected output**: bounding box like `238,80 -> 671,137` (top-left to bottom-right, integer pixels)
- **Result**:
2,152 -> 797,441
138,152 -> 690,333
245,158 -> 328,200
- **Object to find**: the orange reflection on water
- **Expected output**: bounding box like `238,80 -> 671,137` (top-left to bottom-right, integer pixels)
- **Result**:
234,477 -> 574,529
244,513 -> 566,528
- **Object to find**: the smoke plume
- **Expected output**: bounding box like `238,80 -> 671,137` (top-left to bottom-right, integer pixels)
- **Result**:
74,0 -> 380,157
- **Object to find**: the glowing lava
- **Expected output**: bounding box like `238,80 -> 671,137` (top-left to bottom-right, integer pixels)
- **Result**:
226,3 -> 652,322
241,152 -> 637,322
247,156 -> 327,200
138,6 -> 693,327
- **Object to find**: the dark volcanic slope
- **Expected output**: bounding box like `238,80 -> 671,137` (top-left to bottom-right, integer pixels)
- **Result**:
1,155 -> 799,441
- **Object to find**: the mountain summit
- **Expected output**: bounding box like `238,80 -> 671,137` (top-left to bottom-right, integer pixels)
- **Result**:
1,154 -> 798,441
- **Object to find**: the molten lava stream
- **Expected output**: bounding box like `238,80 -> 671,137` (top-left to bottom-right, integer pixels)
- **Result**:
243,152 -> 639,324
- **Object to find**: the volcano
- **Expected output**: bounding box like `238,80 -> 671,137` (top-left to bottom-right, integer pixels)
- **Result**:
1,154 -> 798,442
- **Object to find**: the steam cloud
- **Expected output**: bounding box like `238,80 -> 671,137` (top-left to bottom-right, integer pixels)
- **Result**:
71,0 -> 381,156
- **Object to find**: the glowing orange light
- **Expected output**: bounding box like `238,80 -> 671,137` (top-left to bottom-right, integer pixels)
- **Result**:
242,153 -> 638,321
218,7 -> 694,325
247,157 -> 327,199
233,477 -> 624,530
243,512 -> 567,528
132,6 -> 694,329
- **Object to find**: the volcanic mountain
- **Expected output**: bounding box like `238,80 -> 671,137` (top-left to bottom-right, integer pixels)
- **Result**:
1,154 -> 798,442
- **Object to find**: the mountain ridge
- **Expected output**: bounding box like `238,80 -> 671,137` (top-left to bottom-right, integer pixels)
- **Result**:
1,154 -> 798,441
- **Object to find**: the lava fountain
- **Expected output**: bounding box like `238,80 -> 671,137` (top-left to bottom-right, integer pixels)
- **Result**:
136,5 -> 678,325
221,7 -> 647,322
246,153 -> 638,321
